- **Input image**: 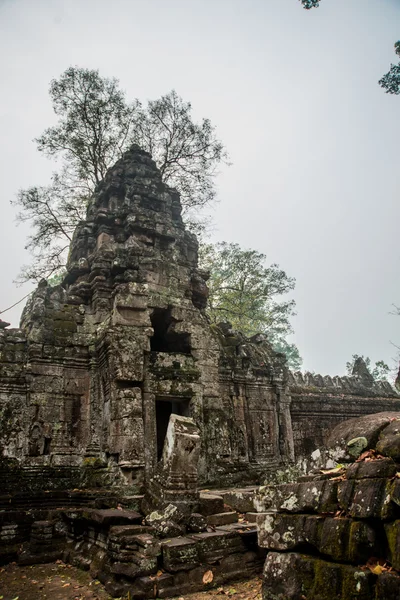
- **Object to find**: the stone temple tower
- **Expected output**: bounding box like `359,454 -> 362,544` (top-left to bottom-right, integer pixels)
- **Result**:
0,146 -> 293,494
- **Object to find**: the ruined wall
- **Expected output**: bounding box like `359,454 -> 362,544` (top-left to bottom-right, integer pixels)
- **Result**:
257,412 -> 400,600
0,146 -> 292,493
2,145 -> 398,495
288,367 -> 400,464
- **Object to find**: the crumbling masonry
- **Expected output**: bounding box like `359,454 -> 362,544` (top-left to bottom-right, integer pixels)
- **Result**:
1,146 -> 399,494
1,146 -> 400,595
0,145 -> 295,494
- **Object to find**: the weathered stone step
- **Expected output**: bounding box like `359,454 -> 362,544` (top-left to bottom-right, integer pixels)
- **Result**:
207,511 -> 238,526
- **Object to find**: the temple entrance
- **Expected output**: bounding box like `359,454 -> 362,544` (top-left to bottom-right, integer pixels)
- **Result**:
156,397 -> 190,460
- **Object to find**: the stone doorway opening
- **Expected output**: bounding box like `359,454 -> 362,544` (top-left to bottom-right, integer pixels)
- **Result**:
156,397 -> 190,460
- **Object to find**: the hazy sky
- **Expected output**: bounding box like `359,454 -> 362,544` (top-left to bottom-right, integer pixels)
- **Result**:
1,0 -> 400,376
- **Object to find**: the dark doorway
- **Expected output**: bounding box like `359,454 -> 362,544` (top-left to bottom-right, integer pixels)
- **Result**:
150,308 -> 191,354
156,397 -> 191,460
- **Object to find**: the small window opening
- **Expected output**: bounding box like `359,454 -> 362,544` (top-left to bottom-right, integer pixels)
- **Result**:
150,308 -> 191,354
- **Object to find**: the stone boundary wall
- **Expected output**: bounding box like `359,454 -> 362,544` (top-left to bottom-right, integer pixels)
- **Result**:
288,370 -> 400,464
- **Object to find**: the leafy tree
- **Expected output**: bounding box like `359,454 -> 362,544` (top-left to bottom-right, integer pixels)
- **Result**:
200,242 -> 302,369
379,42 -> 400,95
14,67 -> 227,282
133,90 -> 226,211
13,169 -> 86,281
271,337 -> 303,371
36,67 -> 139,192
346,354 -> 390,381
300,0 -> 319,8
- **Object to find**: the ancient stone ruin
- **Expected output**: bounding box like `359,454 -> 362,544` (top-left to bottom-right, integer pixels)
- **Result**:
257,411 -> 400,599
1,145 -> 400,596
0,146 -> 296,493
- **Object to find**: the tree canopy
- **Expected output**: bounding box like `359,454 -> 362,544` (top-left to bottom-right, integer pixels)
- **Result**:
300,0 -> 319,8
379,42 -> 400,95
14,67 -> 227,282
200,242 -> 302,369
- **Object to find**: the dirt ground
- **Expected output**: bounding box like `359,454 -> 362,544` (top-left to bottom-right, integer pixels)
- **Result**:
0,562 -> 262,600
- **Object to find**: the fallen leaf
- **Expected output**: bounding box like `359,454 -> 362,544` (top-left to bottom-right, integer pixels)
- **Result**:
62,583 -> 71,587
203,570 -> 214,584
372,565 -> 384,575
320,466 -> 345,475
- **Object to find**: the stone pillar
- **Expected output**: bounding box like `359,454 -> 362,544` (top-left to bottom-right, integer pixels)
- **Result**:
278,387 -> 295,462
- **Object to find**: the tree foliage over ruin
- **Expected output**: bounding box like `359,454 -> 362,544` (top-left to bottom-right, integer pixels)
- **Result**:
200,242 -> 302,369
346,354 -> 390,382
14,67 -> 227,282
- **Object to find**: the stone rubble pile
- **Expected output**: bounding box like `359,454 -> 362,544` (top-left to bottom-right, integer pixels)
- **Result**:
63,494 -> 263,598
256,412 -> 400,599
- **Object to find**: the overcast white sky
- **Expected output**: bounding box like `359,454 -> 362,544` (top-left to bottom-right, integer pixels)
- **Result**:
1,0 -> 400,376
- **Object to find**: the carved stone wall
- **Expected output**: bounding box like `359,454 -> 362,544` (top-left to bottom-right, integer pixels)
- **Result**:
288,369 -> 400,463
1,146 -> 399,494
0,146 -> 292,493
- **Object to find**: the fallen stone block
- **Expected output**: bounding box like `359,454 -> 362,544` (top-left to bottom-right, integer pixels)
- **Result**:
83,508 -> 142,526
346,457 -> 397,479
108,524 -> 151,541
263,552 -> 375,600
347,519 -> 378,563
349,479 -> 392,519
303,514 -> 325,549
199,493 -> 225,516
220,489 -> 255,513
18,548 -> 63,565
262,552 -> 315,600
130,533 -> 161,557
187,512 -> 207,532
385,520 -> 400,569
376,420 -> 400,460
162,536 -> 200,571
326,412 -> 400,461
216,549 -> 266,583
244,512 -> 258,523
189,529 -> 245,563
257,513 -> 305,551
375,571 -> 400,600
319,517 -> 351,561
110,557 -> 157,578
207,512 -> 238,526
